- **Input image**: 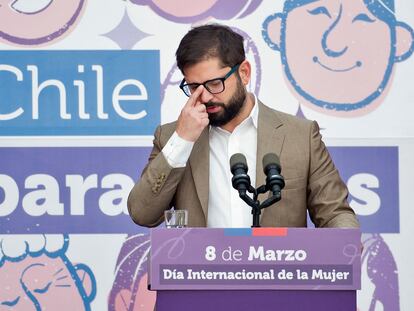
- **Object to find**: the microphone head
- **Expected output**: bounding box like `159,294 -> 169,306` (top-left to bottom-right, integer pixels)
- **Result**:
230,153 -> 248,174
262,153 -> 281,173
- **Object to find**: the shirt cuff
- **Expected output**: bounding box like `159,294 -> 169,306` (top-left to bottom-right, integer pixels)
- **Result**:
162,131 -> 194,168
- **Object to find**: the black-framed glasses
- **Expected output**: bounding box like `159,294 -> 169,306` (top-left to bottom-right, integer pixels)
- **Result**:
179,63 -> 240,97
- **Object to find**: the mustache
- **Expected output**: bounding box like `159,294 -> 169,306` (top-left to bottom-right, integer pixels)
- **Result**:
205,101 -> 225,109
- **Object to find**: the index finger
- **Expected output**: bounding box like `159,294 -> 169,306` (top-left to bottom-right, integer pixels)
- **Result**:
186,85 -> 204,107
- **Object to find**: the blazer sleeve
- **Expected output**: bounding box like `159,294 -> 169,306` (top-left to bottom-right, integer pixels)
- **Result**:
307,121 -> 360,228
127,125 -> 187,227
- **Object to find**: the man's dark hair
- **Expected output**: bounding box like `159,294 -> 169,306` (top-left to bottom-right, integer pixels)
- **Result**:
176,24 -> 245,74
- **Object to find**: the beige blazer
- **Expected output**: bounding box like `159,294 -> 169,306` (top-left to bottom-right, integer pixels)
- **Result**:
128,102 -> 359,228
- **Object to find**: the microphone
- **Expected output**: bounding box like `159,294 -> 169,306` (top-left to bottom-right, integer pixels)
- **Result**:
230,153 -> 251,193
262,153 -> 285,196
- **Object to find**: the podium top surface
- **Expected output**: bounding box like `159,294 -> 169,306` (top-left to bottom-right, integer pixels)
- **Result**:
149,228 -> 361,291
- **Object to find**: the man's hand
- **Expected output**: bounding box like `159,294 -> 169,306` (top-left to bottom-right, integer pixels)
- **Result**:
176,85 -> 209,142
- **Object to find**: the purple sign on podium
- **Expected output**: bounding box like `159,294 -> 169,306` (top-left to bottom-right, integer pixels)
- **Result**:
149,228 -> 361,291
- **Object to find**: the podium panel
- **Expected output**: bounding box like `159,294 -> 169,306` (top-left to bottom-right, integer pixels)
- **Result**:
149,228 -> 361,311
156,290 -> 356,311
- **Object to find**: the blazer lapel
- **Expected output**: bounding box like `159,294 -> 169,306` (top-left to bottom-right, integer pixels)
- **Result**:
189,127 -> 210,220
256,102 -> 285,205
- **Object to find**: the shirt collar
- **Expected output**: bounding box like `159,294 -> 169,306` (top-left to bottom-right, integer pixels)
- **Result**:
250,93 -> 259,129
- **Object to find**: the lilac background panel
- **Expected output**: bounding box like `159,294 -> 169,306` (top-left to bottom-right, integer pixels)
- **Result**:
0,147 -> 151,234
328,146 -> 399,233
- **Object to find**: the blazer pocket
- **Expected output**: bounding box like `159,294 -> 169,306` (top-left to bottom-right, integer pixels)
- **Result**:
283,177 -> 306,190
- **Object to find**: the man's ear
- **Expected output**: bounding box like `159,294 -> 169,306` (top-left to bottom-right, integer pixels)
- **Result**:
262,13 -> 284,51
74,263 -> 97,302
395,21 -> 414,62
239,60 -> 251,85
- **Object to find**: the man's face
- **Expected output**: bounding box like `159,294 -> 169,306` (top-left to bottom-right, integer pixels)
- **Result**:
281,0 -> 392,112
184,58 -> 247,127
206,76 -> 246,127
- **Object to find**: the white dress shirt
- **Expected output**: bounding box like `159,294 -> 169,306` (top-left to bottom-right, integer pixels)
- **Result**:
162,97 -> 258,228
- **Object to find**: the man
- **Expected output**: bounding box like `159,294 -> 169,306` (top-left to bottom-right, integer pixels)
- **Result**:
128,24 -> 359,228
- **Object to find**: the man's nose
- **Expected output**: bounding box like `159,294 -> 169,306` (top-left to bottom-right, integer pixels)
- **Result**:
200,86 -> 214,103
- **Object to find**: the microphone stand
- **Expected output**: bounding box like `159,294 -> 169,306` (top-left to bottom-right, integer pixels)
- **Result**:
236,185 -> 282,228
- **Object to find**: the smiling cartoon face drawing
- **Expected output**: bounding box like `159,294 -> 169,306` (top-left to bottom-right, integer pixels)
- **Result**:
263,0 -> 413,116
0,235 -> 96,311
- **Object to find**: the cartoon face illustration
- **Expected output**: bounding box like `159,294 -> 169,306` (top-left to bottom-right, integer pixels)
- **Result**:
0,235 -> 96,311
130,0 -> 262,23
108,233 -> 156,311
263,0 -> 414,116
0,0 -> 85,45
359,233 -> 399,310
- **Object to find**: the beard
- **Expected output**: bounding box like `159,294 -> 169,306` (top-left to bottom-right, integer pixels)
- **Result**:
205,79 -> 247,127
